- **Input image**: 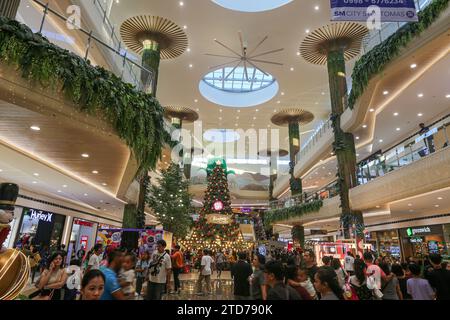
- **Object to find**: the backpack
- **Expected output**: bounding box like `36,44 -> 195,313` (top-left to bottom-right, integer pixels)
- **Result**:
350,281 -> 373,300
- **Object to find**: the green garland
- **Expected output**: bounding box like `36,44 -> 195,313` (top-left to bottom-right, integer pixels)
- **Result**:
348,0 -> 449,109
265,200 -> 323,225
0,17 -> 168,173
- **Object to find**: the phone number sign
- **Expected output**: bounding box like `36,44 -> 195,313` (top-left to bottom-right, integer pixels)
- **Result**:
331,0 -> 418,22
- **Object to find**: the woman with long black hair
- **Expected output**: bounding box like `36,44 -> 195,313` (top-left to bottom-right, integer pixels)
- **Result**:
36,251 -> 68,300
314,266 -> 345,300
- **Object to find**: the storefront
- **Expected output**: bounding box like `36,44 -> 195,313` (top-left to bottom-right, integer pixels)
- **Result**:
67,218 -> 98,264
373,230 -> 401,258
399,224 -> 449,259
14,207 -> 66,249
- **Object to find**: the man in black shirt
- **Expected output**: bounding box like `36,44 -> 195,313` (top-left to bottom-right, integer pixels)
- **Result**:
231,252 -> 253,300
425,254 -> 450,300
264,260 -> 301,300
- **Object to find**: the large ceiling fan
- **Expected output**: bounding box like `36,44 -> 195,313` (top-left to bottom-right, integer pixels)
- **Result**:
205,31 -> 284,81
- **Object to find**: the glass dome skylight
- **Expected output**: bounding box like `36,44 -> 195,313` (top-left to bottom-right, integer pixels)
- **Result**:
212,0 -> 293,12
203,67 -> 275,93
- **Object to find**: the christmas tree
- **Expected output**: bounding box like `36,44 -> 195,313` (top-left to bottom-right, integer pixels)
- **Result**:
146,163 -> 193,239
180,158 -> 250,252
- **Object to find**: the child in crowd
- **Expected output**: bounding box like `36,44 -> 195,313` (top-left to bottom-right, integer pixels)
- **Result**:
298,269 -> 317,300
119,253 -> 136,299
287,268 -> 317,300
135,251 -> 150,297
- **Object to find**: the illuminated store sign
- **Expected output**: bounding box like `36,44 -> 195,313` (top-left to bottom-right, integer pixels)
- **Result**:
29,209 -> 53,223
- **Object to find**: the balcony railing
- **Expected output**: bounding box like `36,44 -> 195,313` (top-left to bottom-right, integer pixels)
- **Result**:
25,0 -> 153,91
272,113 -> 450,209
357,113 -> 450,184
294,119 -> 333,164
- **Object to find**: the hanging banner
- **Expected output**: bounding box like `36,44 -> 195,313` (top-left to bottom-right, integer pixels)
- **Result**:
330,0 -> 418,22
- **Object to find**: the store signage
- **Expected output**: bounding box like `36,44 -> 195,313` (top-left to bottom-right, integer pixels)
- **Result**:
206,214 -> 232,225
410,237 -> 423,243
29,209 -> 53,223
330,0 -> 418,22
407,226 -> 431,236
74,219 -> 93,227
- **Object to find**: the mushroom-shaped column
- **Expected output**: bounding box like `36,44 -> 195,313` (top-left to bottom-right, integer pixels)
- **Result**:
121,16 -> 188,96
164,106 -> 199,179
271,109 -> 314,196
300,22 -> 368,243
259,149 -> 288,201
119,17 -> 188,245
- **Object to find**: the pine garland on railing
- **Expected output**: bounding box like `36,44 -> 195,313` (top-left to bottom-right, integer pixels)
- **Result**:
0,17 -> 168,174
348,0 -> 449,109
264,200 -> 323,225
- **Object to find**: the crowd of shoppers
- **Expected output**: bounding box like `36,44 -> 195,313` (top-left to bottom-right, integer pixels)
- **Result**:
23,239 -> 450,301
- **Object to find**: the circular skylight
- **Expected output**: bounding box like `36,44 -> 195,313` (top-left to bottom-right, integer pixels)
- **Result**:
199,67 -> 279,108
212,0 -> 293,12
204,129 -> 240,143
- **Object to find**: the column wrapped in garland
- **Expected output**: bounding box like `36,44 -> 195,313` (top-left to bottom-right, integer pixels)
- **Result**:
259,149 -> 288,201
0,0 -> 20,19
164,106 -> 199,179
271,109 -> 314,196
119,16 -> 188,248
300,23 -> 368,246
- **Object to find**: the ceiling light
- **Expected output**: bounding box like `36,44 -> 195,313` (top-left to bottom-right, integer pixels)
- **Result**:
33,173 -> 39,176
296,52 -> 300,56
237,110 -> 241,113
0,169 -> 2,172
417,93 -> 424,98
219,109 -> 223,113
408,203 -> 412,207
183,25 -> 187,29
369,108 -> 375,112
435,205 -> 440,208
379,139 -> 383,143
383,91 -> 389,95
290,67 -> 294,71
189,64 -> 193,68
30,125 -> 41,131
219,117 -> 222,120
57,190 -> 62,193
314,5 -> 319,10
437,197 -> 443,200
305,29 -> 310,34
362,125 -> 367,128
187,48 -> 191,52
321,92 -> 325,95
102,183 -> 107,186
256,109 -> 259,112
81,153 -> 89,158
194,99 -> 198,103
253,117 -> 257,120
179,1 -> 184,6
396,128 -> 401,131
410,63 -> 417,69
446,94 -> 450,99
277,101 -> 281,104
417,113 -> 423,117
32,181 -> 37,184
62,185 -> 67,188
356,136 -> 360,140
92,170 -> 99,174
393,112 -> 399,116
84,193 -> 88,196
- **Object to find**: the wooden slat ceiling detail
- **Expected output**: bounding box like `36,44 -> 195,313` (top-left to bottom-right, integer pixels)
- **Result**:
0,101 -> 130,195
